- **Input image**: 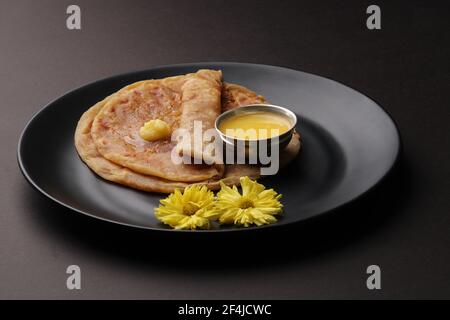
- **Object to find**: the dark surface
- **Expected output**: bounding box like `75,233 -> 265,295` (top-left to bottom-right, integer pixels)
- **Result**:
18,62 -> 400,231
1,0 -> 449,299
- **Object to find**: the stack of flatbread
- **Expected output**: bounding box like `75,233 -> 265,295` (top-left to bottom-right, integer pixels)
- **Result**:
75,70 -> 300,193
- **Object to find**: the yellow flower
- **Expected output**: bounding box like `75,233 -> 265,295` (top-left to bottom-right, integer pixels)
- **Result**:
215,176 -> 283,227
155,185 -> 216,230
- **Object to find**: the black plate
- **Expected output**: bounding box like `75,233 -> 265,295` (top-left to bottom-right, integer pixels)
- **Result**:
18,62 -> 400,232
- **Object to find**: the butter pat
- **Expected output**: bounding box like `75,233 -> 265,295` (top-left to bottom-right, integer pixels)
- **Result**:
139,119 -> 171,141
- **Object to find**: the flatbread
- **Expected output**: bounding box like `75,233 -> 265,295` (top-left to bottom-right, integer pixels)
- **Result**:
221,82 -> 266,112
75,76 -> 301,194
175,70 -> 223,164
91,70 -> 223,182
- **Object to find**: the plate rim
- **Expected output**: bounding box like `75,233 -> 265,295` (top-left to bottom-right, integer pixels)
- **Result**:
17,61 -> 402,233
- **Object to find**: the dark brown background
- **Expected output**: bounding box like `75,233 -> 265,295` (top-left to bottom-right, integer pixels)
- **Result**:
1,0 -> 449,299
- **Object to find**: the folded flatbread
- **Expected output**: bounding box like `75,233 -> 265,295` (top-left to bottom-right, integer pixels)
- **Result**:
176,70 -> 223,164
90,70 -> 223,182
75,72 -> 301,193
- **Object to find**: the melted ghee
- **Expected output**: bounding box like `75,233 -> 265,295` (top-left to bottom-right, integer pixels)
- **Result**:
219,111 -> 291,140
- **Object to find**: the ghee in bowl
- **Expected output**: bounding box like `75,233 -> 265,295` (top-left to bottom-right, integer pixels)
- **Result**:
218,111 -> 292,140
215,104 -> 297,152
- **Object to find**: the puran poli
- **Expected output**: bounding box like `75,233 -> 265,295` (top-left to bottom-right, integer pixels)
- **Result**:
176,70 -> 223,164
75,74 -> 301,194
222,82 -> 266,112
91,70 -> 223,183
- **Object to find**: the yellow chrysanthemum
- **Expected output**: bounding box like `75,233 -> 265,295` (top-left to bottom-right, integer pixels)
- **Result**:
155,185 -> 216,230
215,176 -> 283,227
